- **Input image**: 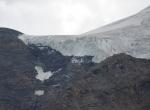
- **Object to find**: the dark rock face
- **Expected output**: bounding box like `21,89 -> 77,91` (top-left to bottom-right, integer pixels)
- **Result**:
0,28 -> 37,110
38,54 -> 150,110
0,28 -> 150,110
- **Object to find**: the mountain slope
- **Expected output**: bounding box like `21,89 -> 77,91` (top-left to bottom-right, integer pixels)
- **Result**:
1,5 -> 150,110
0,28 -> 94,110
0,28 -> 37,110
83,6 -> 150,35
36,54 -> 150,110
0,28 -> 150,110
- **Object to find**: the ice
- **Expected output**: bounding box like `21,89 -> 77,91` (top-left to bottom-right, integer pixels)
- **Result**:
18,6 -> 150,63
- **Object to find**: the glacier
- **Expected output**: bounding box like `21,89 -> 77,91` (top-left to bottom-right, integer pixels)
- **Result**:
19,6 -> 150,63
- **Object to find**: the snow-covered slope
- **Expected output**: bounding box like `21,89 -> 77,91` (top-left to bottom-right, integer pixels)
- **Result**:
83,6 -> 150,35
19,6 -> 150,63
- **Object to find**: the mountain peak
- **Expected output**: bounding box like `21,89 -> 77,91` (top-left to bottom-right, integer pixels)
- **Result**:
0,27 -> 22,36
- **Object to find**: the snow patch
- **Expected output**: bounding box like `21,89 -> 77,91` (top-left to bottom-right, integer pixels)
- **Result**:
35,66 -> 53,82
71,57 -> 83,64
34,90 -> 44,96
38,46 -> 45,50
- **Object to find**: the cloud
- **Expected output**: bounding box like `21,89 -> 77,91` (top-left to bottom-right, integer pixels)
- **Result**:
0,0 -> 150,35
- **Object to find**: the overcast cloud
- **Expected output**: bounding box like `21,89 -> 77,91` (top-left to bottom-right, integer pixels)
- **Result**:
0,0 -> 150,35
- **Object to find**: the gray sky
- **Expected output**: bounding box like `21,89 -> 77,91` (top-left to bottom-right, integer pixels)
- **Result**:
0,0 -> 150,35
